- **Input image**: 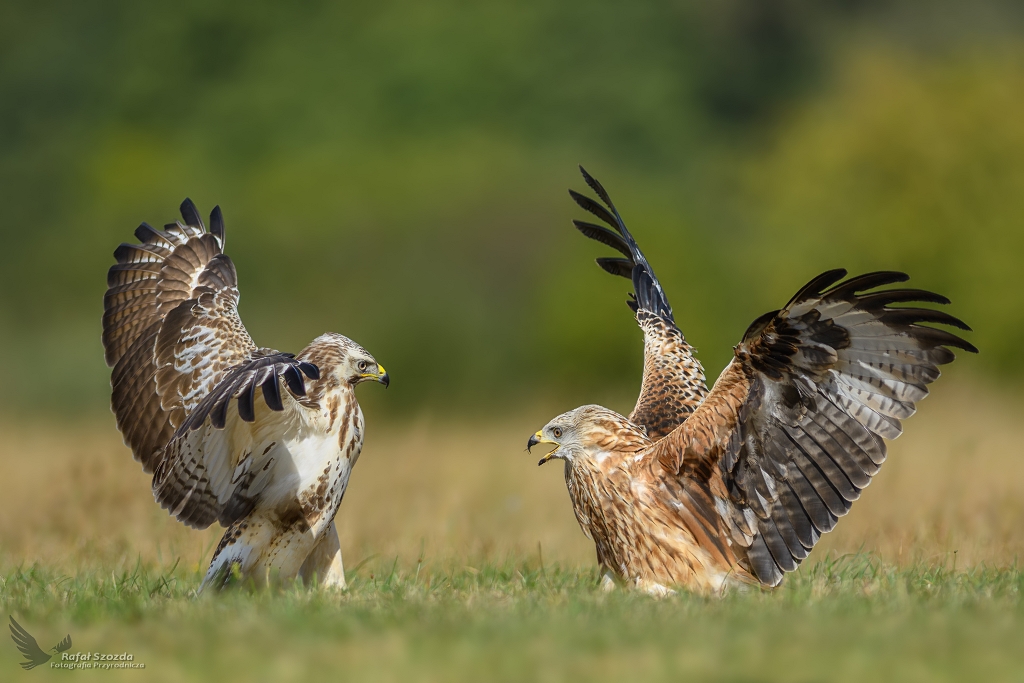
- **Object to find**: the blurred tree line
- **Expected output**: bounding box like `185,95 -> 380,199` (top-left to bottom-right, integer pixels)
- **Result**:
1,0 -> 1021,417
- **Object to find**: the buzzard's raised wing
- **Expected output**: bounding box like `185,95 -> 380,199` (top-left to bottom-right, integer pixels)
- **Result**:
103,200 -> 255,471
570,167 -> 708,440
153,352 -> 320,529
103,199 -> 326,528
102,200 -> 312,480
643,270 -> 977,586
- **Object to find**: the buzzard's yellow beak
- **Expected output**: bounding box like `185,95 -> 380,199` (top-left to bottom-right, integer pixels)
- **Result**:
527,430 -> 559,466
360,364 -> 390,388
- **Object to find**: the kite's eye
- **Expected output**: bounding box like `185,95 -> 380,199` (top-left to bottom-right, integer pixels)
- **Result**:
357,360 -> 368,372
552,427 -> 563,438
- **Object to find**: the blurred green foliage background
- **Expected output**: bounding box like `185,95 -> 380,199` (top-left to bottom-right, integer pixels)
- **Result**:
1,0 -> 1022,417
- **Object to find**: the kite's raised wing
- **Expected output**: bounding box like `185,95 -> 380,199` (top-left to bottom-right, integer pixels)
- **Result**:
570,167 -> 708,440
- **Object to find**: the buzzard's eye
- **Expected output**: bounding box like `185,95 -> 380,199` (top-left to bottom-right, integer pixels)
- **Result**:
357,360 -> 368,372
553,427 -> 563,438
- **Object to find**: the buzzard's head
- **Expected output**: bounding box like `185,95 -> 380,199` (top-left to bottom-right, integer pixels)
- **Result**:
310,333 -> 390,388
528,405 -> 646,466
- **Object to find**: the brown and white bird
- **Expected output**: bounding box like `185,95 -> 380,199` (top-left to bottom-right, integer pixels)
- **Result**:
102,199 -> 389,590
528,167 -> 976,595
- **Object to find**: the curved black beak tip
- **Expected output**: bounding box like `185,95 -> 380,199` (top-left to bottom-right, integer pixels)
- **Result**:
526,434 -> 540,453
379,373 -> 390,388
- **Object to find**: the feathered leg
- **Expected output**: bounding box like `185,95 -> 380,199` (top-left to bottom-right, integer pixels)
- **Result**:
299,520 -> 346,589
200,513 -> 318,591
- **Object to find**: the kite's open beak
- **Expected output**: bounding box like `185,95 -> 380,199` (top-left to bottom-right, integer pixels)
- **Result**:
527,431 -> 559,466
361,364 -> 390,388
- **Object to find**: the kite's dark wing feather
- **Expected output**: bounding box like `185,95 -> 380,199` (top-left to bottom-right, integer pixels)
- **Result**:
570,167 -> 708,439
645,270 -> 976,586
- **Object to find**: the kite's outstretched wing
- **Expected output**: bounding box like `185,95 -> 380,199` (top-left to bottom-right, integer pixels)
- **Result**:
103,200 -> 258,472
9,617 -> 51,670
644,270 -> 977,586
570,167 -> 708,439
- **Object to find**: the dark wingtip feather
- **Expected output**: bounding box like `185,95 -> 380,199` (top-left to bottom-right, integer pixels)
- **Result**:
596,257 -> 634,279
914,326 -> 978,354
827,271 -> 909,299
857,289 -> 952,309
569,169 -> 675,321
261,375 -> 284,411
283,366 -> 306,396
882,307 -> 973,331
298,362 -> 320,380
569,189 -> 619,229
578,165 -> 615,211
134,222 -> 160,244
237,381 -> 257,422
210,397 -> 229,429
573,220 -> 632,257
785,269 -> 848,308
179,198 -> 204,230
210,205 -> 225,247
959,339 -> 980,354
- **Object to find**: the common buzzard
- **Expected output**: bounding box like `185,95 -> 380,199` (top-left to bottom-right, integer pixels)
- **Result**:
103,200 -> 388,590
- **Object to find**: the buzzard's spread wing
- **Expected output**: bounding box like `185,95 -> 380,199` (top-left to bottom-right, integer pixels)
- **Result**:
103,201 -> 261,472
570,167 -> 708,439
153,353 -> 320,529
9,617 -> 50,670
643,270 -> 977,586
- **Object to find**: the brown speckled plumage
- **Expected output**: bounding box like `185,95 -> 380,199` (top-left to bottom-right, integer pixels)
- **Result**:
532,168 -> 977,594
102,200 -> 388,589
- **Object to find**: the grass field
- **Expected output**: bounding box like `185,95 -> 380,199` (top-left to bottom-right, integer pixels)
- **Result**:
1,378 -> 1022,681
1,560 -> 1021,682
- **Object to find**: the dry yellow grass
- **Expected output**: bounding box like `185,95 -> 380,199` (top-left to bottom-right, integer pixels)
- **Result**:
0,379 -> 1021,576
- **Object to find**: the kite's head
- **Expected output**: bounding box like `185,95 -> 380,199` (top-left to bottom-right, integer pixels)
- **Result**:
305,333 -> 390,389
527,405 -> 648,466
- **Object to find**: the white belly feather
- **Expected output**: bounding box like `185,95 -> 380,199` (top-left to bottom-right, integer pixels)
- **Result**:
201,386 -> 364,589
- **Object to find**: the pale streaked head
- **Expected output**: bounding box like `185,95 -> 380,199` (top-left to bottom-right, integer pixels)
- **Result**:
527,405 -> 649,466
305,333 -> 390,388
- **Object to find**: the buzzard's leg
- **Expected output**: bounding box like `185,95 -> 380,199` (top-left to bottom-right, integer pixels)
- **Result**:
299,519 -> 346,589
599,571 -> 617,592
201,514 -> 317,591
200,519 -> 275,592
